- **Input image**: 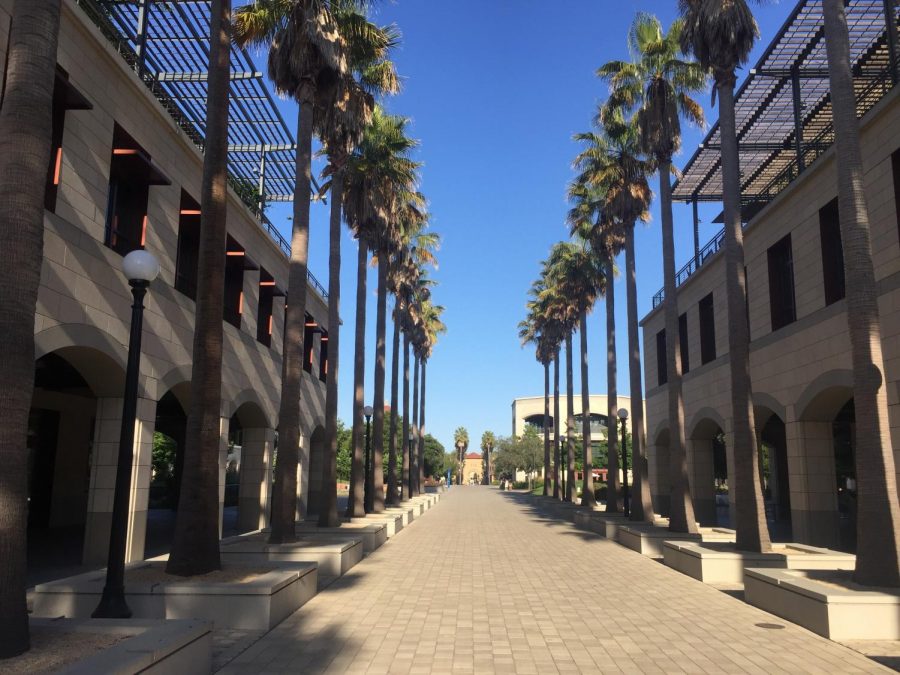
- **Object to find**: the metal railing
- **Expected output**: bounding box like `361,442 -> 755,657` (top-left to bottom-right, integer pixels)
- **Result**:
652,226 -> 726,308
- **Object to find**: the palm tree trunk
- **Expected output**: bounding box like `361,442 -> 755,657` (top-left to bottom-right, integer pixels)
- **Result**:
270,91 -> 314,542
168,0 -> 230,572
410,353 -> 420,496
580,313 -> 596,507
659,162 -> 697,534
554,352 -> 561,500
346,241 -> 367,517
823,0 -> 900,586
718,76 -> 770,553
418,360 -> 427,489
565,333 -> 576,502
401,331 -> 411,501
371,255 -> 388,512
317,170 -> 343,528
542,361 -> 551,496
0,0 -> 60,656
625,226 -> 654,522
605,257 -> 620,513
387,305 -> 400,505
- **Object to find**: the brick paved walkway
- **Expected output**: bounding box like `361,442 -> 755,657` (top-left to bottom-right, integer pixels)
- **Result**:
219,487 -> 888,674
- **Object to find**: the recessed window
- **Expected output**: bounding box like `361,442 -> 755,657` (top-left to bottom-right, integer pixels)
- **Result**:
767,233 -> 796,332
223,235 -> 255,330
44,68 -> 91,212
656,329 -> 667,387
699,293 -> 716,365
175,191 -> 200,299
319,329 -> 328,383
819,198 -> 845,306
678,312 -> 689,374
104,124 -> 170,255
303,314 -> 317,373
257,268 -> 282,348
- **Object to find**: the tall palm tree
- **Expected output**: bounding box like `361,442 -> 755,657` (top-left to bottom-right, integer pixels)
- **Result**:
553,348 -> 561,499
453,427 -> 469,485
821,0 -> 900,587
234,0 -> 349,542
417,299 -> 445,486
481,431 -> 496,485
599,12 -> 707,533
343,112 -> 419,515
167,0 -> 232,575
571,122 -> 654,518
0,0 -> 61,657
678,0 -> 770,552
518,302 -> 555,495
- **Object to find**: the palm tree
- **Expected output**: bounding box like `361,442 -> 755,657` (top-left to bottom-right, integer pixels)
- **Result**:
234,0 -> 349,542
417,300 -> 445,487
343,112 -> 419,515
453,427 -> 469,485
553,348 -> 561,499
481,431 -> 496,485
821,0 -> 900,587
678,0 -> 770,552
0,0 -> 61,657
518,303 -> 554,495
571,122 -> 653,518
599,12 -> 707,533
167,0 -> 232,575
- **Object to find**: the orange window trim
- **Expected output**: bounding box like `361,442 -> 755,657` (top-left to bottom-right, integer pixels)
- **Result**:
180,209 -> 201,215
112,148 -> 138,155
140,215 -> 148,246
237,291 -> 243,315
268,315 -> 273,335
52,147 -> 63,185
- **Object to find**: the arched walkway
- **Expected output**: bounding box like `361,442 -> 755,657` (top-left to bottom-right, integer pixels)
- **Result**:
227,400 -> 274,535
687,416 -> 728,527
755,405 -> 792,542
649,426 -> 670,518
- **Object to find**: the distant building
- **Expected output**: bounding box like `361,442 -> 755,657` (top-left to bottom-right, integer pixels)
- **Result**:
461,452 -> 484,485
511,395 -> 644,441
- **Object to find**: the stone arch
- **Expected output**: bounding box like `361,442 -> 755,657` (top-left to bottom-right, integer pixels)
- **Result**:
227,397 -> 274,534
34,324 -> 128,397
157,364 -> 192,411
228,389 -> 271,428
687,407 -> 727,440
753,392 -> 787,429
796,369 -> 854,421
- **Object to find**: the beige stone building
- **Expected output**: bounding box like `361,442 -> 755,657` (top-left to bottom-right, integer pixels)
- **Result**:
640,2 -> 899,553
2,0 -> 331,573
511,394 -> 640,441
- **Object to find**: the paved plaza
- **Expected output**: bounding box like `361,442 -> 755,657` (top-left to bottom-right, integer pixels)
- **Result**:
219,488 -> 890,674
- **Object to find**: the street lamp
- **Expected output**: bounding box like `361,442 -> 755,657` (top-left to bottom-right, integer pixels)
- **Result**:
408,431 -> 416,496
363,405 -> 374,513
93,250 -> 160,618
617,408 -> 630,518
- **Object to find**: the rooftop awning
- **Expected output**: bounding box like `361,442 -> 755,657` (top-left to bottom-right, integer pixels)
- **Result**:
672,0 -> 899,206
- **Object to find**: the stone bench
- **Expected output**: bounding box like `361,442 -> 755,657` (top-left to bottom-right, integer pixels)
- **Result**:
219,534 -> 363,578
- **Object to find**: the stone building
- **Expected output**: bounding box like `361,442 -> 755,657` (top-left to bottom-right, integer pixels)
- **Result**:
511,394 -> 640,442
1,0 -> 330,574
640,0 -> 899,552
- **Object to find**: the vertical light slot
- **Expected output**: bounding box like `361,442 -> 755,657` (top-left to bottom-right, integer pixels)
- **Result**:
140,215 -> 148,246
52,147 -> 63,185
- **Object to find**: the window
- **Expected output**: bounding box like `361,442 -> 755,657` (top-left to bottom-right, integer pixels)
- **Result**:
44,68 -> 91,212
892,149 -> 900,244
678,312 -> 689,374
223,235 -> 247,329
819,198 -> 845,306
699,293 -> 716,365
257,268 -> 282,348
303,314 -> 317,373
656,329 -> 667,386
104,124 -> 170,255
767,233 -> 796,331
175,191 -> 200,299
319,329 -> 328,383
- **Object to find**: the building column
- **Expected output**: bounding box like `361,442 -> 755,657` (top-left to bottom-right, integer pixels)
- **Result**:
297,433 -> 309,521
648,439 -> 670,518
687,437 -> 717,526
785,417 -> 839,547
238,427 -> 275,532
218,416 -> 229,538
83,395 -> 155,566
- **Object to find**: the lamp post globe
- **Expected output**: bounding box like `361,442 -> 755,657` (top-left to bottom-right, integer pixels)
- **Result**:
617,408 -> 628,421
93,249 -> 159,618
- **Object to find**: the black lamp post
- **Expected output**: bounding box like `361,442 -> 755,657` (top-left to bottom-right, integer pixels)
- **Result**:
363,405 -> 374,513
93,250 -> 160,618
617,408 -> 630,518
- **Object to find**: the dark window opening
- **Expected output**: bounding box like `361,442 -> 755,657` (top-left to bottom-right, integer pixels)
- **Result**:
303,313 -> 317,373
892,149 -> 900,245
175,191 -> 200,299
224,235 -> 246,329
319,329 -> 328,383
656,329 -> 667,387
678,312 -> 689,374
257,268 -> 282,348
767,233 -> 796,331
42,68 -> 91,212
819,197 -> 845,306
699,293 -> 716,365
104,124 -> 170,255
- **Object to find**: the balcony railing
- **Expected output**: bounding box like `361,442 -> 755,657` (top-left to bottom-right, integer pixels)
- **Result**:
652,227 -> 726,309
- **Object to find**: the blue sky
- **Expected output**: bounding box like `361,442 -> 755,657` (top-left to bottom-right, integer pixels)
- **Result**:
260,0 -> 796,453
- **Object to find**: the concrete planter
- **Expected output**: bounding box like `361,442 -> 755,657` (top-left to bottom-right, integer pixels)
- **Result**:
293,522 -> 387,553
346,512 -> 404,537
32,562 -> 314,631
744,568 -> 900,640
219,533 -> 363,578
662,541 -> 856,584
23,618 -> 212,675
573,511 -> 626,538
617,524 -> 735,559
383,505 -> 414,526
